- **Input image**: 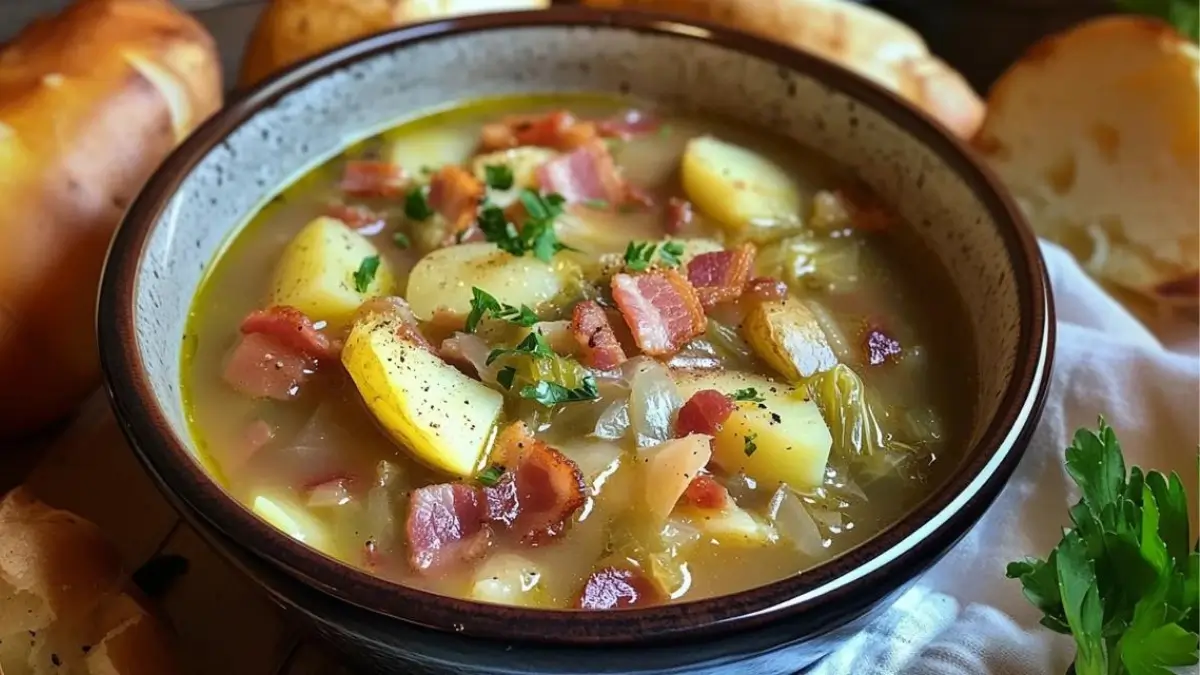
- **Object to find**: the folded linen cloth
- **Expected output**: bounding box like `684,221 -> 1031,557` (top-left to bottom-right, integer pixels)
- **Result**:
811,240 -> 1200,675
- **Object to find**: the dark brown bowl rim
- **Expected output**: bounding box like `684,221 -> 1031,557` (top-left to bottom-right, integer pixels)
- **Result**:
99,7 -> 1053,645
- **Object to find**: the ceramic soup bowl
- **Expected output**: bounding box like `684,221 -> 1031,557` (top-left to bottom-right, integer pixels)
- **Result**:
99,8 -> 1053,674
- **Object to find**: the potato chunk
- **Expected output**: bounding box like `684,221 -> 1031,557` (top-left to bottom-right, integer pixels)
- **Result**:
673,504 -> 777,547
405,242 -> 566,321
341,314 -> 503,477
681,136 -> 802,236
268,217 -> 396,327
742,299 -> 838,381
676,371 -> 831,490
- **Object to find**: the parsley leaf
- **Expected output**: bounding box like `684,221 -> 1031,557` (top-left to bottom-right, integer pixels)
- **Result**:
659,241 -> 685,267
496,366 -> 517,390
404,186 -> 434,221
392,231 -> 410,249
731,388 -> 765,403
1114,0 -> 1199,41
352,256 -> 380,293
477,464 -> 505,487
477,191 -> 570,263
624,240 -> 685,271
477,202 -> 523,256
743,433 -> 758,457
465,287 -> 539,334
519,376 -> 599,406
484,164 -> 514,190
1007,419 -> 1199,675
486,331 -> 554,365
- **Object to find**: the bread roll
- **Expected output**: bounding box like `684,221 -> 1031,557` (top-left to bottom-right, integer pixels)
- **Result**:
974,16 -> 1199,310
580,0 -> 985,139
0,0 -> 223,439
0,488 -> 179,675
239,0 -> 552,88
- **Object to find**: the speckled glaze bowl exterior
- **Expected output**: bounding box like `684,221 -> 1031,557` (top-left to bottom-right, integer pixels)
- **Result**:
99,9 -> 1053,675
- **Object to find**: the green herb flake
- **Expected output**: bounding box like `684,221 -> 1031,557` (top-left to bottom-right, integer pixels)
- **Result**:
743,433 -> 758,457
519,375 -> 600,406
477,191 -> 570,263
392,231 -> 411,249
582,199 -> 610,210
486,331 -> 555,366
660,241 -> 685,268
352,255 -> 380,293
731,388 -> 765,403
1006,418 -> 1200,675
465,287 -> 539,334
496,366 -> 517,391
404,186 -> 434,221
484,164 -> 514,191
624,241 -> 657,272
477,464 -> 506,487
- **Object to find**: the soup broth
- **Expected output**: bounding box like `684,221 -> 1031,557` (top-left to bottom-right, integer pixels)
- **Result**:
183,95 -> 973,609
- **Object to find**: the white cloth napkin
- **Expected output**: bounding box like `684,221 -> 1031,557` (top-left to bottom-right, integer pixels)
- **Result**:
811,241 -> 1200,675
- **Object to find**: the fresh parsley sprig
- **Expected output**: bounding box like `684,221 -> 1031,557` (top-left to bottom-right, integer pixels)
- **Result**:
520,378 -> 600,406
486,331 -> 555,365
624,240 -> 685,272
465,287 -> 539,334
731,388 -> 765,403
352,256 -> 380,293
476,189 -> 572,263
487,331 -> 599,406
484,164 -> 514,190
1006,419 -> 1198,675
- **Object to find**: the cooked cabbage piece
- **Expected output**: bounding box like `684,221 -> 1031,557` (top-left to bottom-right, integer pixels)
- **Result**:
268,217 -> 397,327
755,233 -> 866,294
806,364 -> 901,464
681,135 -> 802,238
742,299 -> 838,381
341,314 -> 504,477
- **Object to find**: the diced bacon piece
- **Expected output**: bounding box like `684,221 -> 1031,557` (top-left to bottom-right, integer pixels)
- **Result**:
623,182 -> 656,209
745,277 -> 789,302
488,422 -> 586,544
479,110 -> 598,152
428,165 -> 484,239
574,567 -> 662,610
833,185 -> 896,232
482,472 -> 519,527
222,332 -> 313,401
570,300 -> 627,370
241,305 -> 337,360
325,203 -> 386,234
611,269 -> 707,356
596,109 -> 661,139
340,160 -> 407,198
536,140 -> 626,205
676,389 -> 735,437
863,327 -> 902,366
353,297 -> 434,353
687,243 -> 757,309
405,483 -> 490,572
664,197 -> 693,234
682,474 -> 731,511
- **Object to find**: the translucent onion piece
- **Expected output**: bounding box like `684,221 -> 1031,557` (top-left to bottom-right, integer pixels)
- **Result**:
627,359 -> 684,448
306,477 -> 353,508
593,398 -> 631,440
803,299 -> 855,365
767,485 -> 826,556
442,332 -> 498,383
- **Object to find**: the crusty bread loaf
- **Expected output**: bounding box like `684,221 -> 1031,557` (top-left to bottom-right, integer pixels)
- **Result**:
974,16 -> 1199,310
0,0 -> 223,439
239,0 -> 552,88
581,0 -> 985,139
0,488 -> 179,675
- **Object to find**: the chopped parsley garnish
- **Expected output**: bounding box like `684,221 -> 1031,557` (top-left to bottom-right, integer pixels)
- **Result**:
743,433 -> 758,457
519,377 -> 599,406
1006,419 -> 1199,675
496,366 -> 517,390
404,186 -> 434,221
731,388 -> 765,403
484,164 -> 514,190
477,464 -> 505,487
582,199 -> 610,210
352,255 -> 380,293
465,287 -> 539,333
485,331 -> 554,365
624,240 -> 685,272
392,231 -> 410,249
476,190 -> 571,263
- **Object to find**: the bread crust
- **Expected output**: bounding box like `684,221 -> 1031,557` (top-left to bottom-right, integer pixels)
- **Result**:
580,0 -> 985,138
975,16 -> 1199,309
239,0 -> 553,88
0,0 -> 222,439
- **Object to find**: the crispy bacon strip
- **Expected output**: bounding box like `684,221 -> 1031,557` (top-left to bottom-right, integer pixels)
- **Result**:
574,567 -> 662,610
681,474 -> 731,511
745,277 -> 789,302
487,422 -> 586,545
428,165 -> 485,242
340,160 -> 407,198
405,483 -> 491,573
675,389 -> 735,437
325,203 -> 386,234
687,243 -> 757,309
570,300 -> 627,370
480,110 -> 598,152
595,109 -> 661,139
241,306 -> 336,360
222,332 -> 312,401
610,269 -> 707,356
536,140 -> 627,205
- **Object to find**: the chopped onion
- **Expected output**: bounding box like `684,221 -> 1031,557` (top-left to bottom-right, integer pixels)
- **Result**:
626,359 -> 684,448
767,485 -> 826,557
306,477 -> 353,508
803,299 -> 855,364
593,399 -> 631,440
665,338 -> 723,371
441,332 -> 497,383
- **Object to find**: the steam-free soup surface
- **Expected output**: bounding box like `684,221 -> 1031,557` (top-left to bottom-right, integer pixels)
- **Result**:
184,95 -> 973,609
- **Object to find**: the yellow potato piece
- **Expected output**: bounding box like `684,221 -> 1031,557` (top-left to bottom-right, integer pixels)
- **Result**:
342,314 -> 503,477
742,299 -> 838,381
268,216 -> 396,327
677,371 -> 831,490
681,135 -> 802,235
675,504 -> 777,547
405,242 -> 565,321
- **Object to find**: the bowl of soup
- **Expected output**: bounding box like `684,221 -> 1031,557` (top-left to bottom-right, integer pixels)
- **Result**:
98,8 -> 1052,674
